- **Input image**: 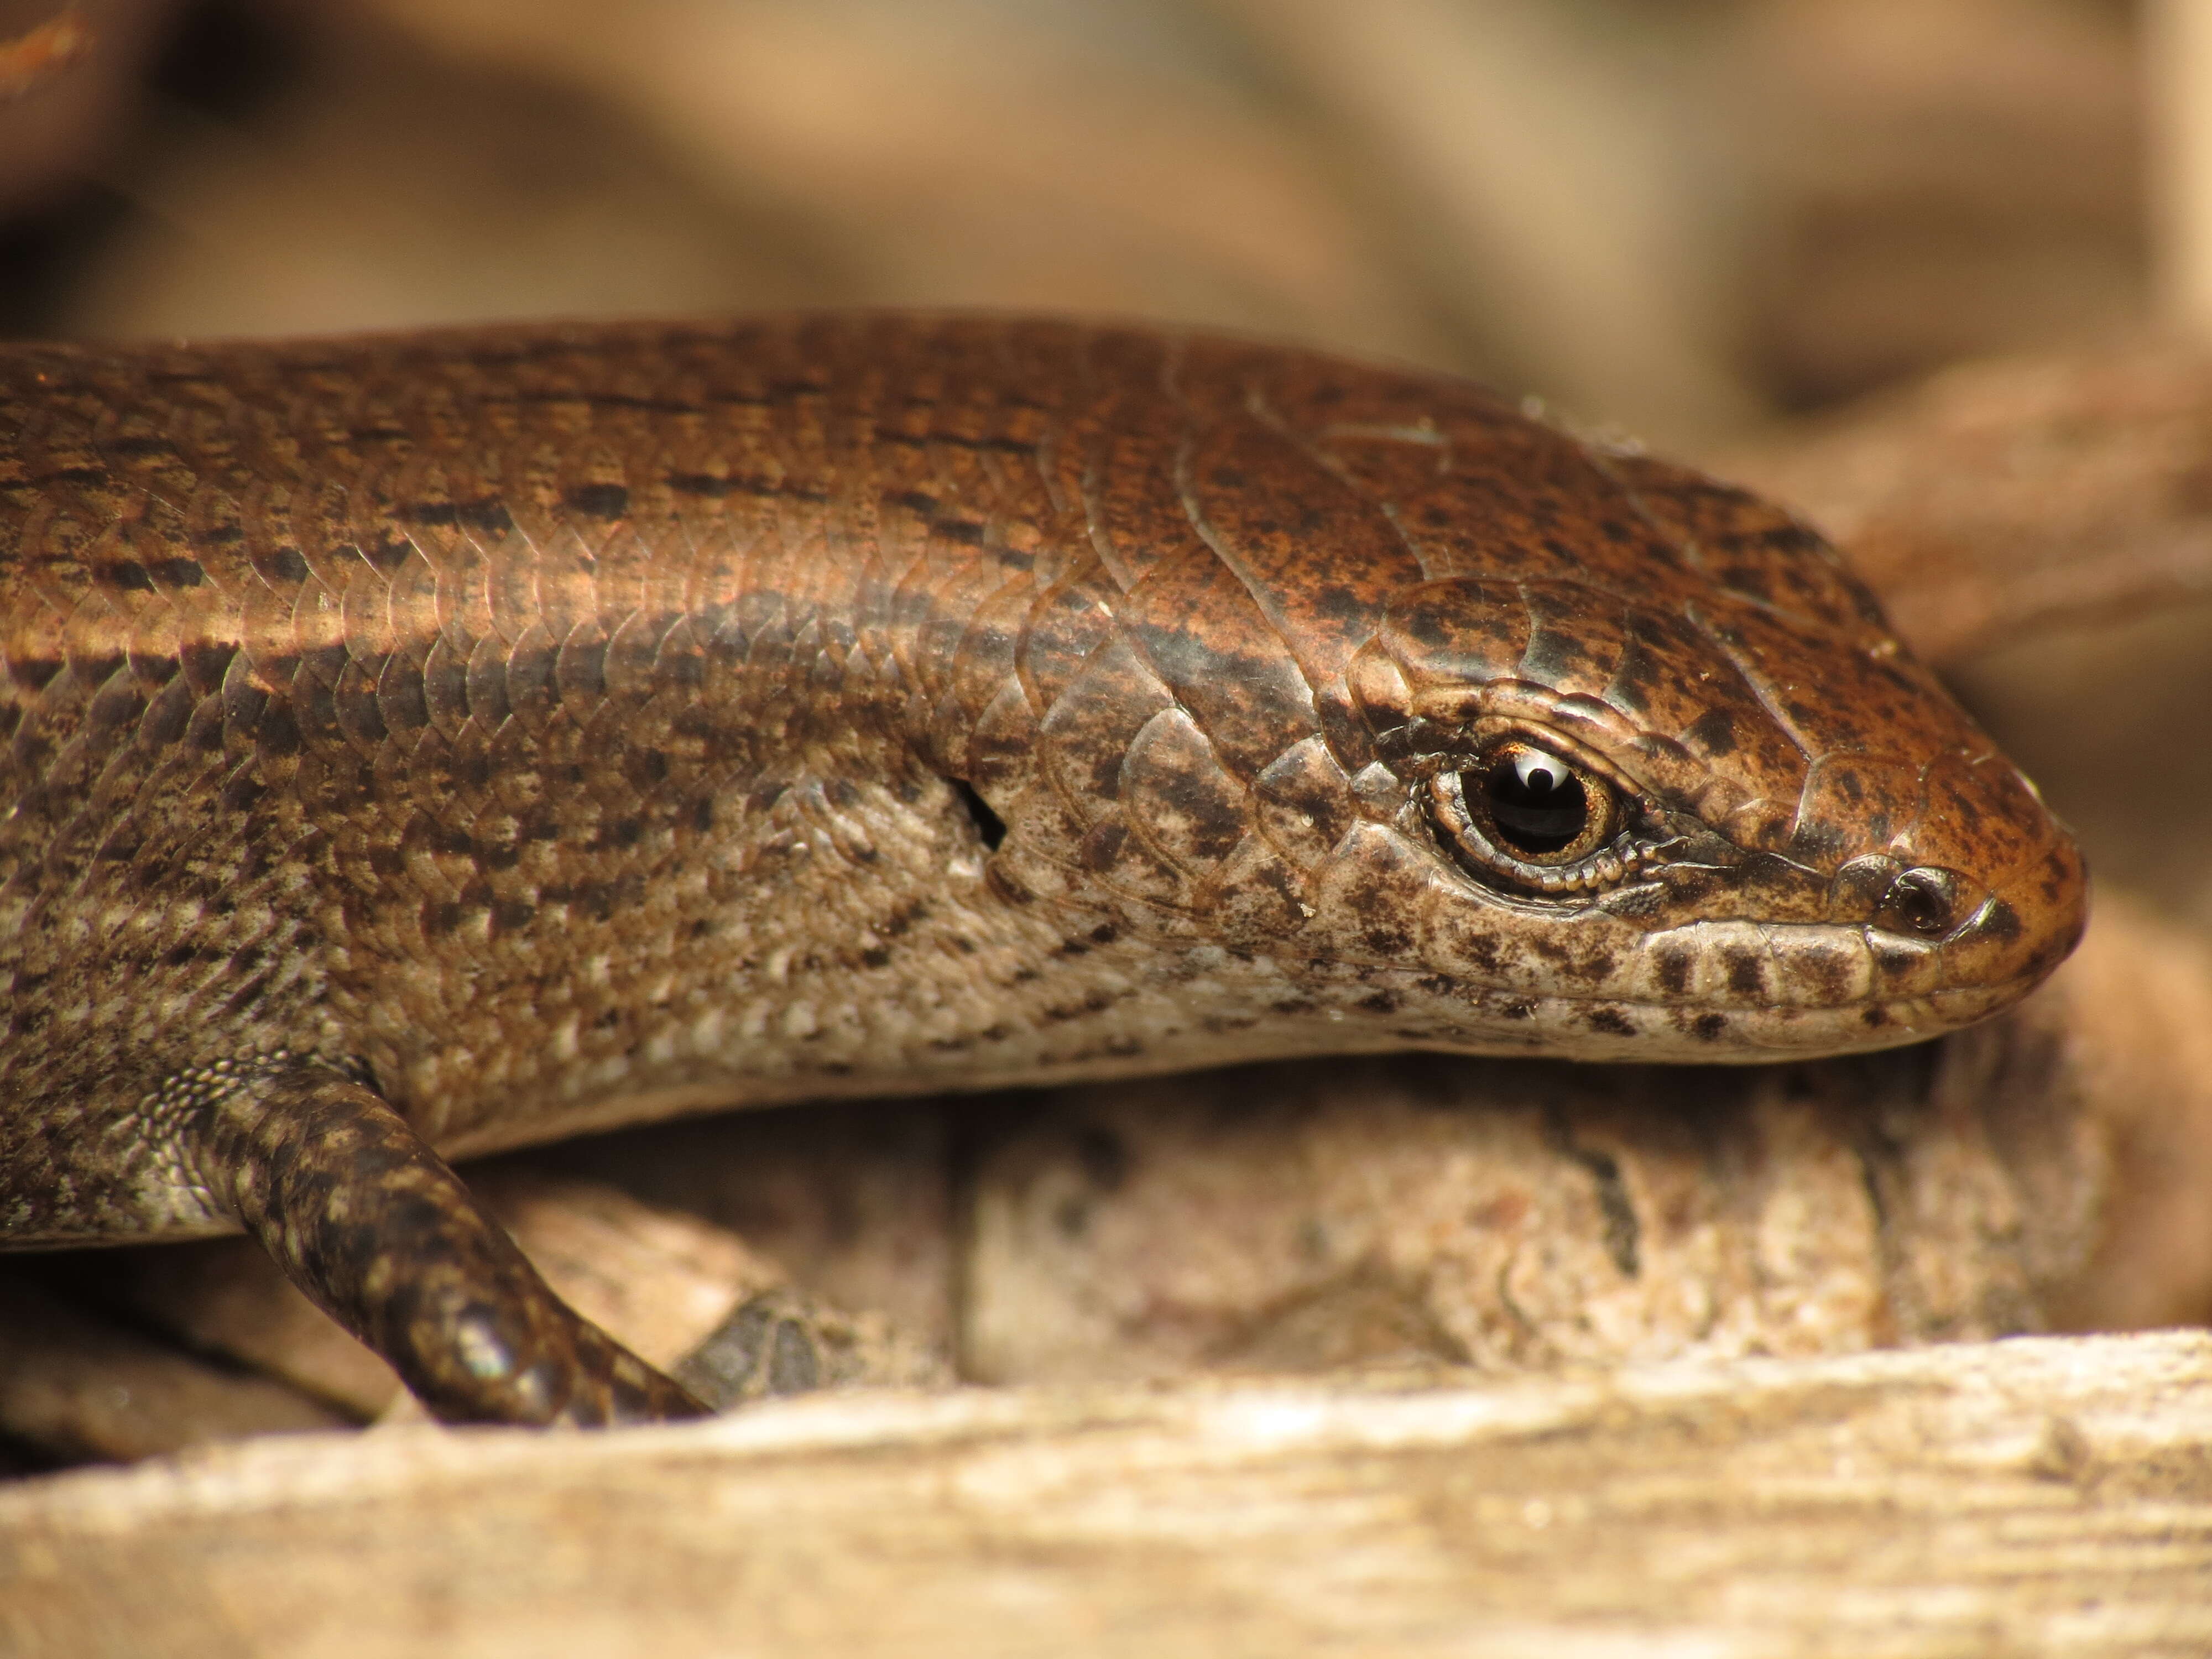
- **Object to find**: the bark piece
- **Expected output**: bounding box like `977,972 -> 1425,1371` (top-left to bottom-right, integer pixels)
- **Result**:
471,1171 -> 794,1373
0,1271 -> 347,1467
79,1239 -> 403,1420
2,1332 -> 2207,1658
473,1170 -> 951,1410
521,1099 -> 958,1360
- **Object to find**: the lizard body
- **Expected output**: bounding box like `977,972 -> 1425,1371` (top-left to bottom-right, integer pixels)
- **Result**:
0,316 -> 2085,1421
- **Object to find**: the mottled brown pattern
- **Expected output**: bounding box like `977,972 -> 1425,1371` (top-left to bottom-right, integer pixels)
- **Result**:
0,315 -> 2086,1421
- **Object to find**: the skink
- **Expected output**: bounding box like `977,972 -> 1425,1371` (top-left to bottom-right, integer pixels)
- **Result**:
0,315 -> 2086,1422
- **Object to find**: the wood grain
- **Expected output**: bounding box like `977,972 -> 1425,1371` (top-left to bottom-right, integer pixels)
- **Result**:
3,1330 -> 2208,1658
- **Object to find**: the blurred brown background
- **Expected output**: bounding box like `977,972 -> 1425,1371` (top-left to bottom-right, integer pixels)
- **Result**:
0,0 -> 2156,440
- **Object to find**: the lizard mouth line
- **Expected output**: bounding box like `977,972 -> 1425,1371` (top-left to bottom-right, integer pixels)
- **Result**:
1194,916 -> 2059,1014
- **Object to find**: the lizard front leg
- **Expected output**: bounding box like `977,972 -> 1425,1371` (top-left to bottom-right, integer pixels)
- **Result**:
158,1056 -> 708,1426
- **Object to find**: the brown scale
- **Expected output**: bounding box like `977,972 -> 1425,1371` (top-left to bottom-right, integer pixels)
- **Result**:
0,316 -> 2086,1423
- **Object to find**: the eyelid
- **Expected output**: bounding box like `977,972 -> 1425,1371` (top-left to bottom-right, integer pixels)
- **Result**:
1403,717 -> 1648,801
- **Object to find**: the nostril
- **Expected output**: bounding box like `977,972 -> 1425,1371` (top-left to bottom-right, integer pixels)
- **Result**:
1878,867 -> 1961,938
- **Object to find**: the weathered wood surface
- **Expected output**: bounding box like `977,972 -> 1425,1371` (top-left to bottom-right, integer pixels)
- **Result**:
0,1276 -> 347,1469
3,1330 -> 2209,1659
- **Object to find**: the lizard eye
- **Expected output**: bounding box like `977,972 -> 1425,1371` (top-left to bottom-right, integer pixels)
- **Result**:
1426,738 -> 1626,889
1489,745 -> 1593,856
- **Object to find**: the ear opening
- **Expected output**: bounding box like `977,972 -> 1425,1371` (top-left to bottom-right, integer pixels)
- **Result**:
949,778 -> 1006,851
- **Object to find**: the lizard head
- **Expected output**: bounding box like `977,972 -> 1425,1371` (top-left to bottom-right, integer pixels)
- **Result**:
964,336 -> 2085,1063
1326,458 -> 2089,1059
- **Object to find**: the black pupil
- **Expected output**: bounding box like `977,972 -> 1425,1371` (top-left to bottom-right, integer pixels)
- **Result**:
1485,752 -> 1588,854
